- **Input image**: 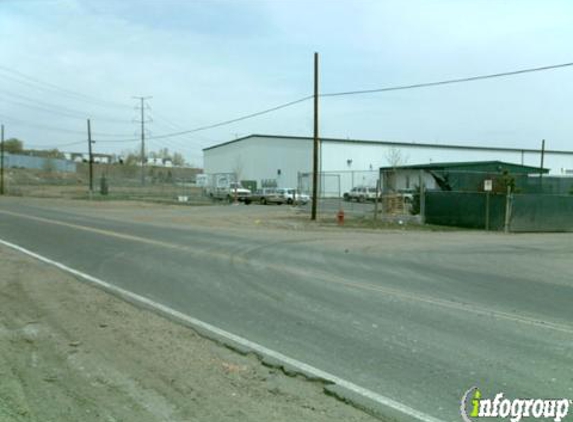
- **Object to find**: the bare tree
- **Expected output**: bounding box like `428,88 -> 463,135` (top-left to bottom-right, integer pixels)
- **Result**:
385,147 -> 408,192
385,147 -> 408,169
232,157 -> 243,185
172,152 -> 185,166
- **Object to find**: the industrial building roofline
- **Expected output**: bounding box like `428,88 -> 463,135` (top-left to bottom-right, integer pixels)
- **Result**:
379,160 -> 550,174
202,134 -> 573,156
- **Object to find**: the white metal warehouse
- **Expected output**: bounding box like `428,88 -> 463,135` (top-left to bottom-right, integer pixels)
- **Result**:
203,134 -> 573,194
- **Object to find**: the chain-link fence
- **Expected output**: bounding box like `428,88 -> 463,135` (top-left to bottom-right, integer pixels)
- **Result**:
1,162 -> 206,203
297,170 -> 373,218
4,162 -> 572,231
510,193 -> 573,232
425,190 -> 573,232
422,170 -> 573,232
294,168 -> 573,231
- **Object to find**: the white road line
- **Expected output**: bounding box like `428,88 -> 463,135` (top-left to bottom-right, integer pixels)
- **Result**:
0,238 -> 445,422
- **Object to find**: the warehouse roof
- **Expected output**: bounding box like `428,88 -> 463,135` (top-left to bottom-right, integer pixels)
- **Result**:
379,160 -> 549,174
202,134 -> 573,156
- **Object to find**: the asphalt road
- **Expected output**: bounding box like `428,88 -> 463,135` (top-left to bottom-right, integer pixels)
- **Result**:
0,198 -> 571,422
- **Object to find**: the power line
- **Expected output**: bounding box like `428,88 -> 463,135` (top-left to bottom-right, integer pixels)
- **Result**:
0,113 -> 137,138
93,138 -> 139,144
0,88 -> 135,127
0,88 -> 83,114
90,95 -> 312,142
7,60 -> 572,146
1,97 -> 94,120
321,62 -> 573,97
151,115 -> 214,146
92,61 -> 573,142
0,113 -> 86,135
146,95 -> 312,140
0,66 -> 131,110
92,131 -> 141,138
25,140 -> 86,149
0,97 -> 133,124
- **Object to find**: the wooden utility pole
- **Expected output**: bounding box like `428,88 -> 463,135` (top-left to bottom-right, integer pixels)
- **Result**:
373,168 -> 381,220
539,139 -> 545,191
0,124 -> 4,195
87,119 -> 94,193
504,184 -> 512,233
419,170 -> 426,224
311,52 -> 319,220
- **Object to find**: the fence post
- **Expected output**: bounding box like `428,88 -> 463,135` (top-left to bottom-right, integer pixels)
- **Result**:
485,191 -> 490,231
419,170 -> 426,224
373,172 -> 380,221
504,185 -> 512,233
0,124 -> 4,196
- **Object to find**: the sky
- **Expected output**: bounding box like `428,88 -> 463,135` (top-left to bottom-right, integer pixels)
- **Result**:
1,0 -> 573,167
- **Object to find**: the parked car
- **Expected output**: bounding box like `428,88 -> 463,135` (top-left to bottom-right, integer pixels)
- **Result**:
343,186 -> 379,202
275,188 -> 310,205
251,188 -> 285,205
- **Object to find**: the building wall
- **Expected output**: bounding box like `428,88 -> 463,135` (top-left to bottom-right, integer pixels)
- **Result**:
204,135 -> 312,189
204,135 -> 573,193
321,142 -> 573,175
382,170 -> 437,192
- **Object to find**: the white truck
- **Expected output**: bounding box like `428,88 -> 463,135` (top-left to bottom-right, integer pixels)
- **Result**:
208,182 -> 252,204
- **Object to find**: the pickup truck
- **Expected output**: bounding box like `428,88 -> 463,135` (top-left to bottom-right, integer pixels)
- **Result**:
209,183 -> 252,204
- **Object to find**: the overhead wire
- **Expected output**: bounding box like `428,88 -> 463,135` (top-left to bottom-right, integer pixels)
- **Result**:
94,61 -> 573,142
3,60 -> 573,148
0,88 -> 102,117
25,140 -> 86,149
0,112 -> 140,138
0,65 -> 132,110
87,95 -> 312,142
150,110 -> 217,143
0,113 -> 86,135
321,62 -> 573,97
145,95 -> 313,140
0,96 -> 133,124
149,117 -> 212,148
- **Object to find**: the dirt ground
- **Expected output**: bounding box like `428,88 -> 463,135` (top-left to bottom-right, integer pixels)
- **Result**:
1,196 -> 425,232
0,245 -> 379,422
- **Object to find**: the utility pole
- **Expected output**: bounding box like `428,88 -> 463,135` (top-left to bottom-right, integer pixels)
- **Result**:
1,124 -> 4,195
311,52 -> 319,221
133,96 -> 152,186
504,184 -> 512,233
87,119 -> 94,194
539,139 -> 545,191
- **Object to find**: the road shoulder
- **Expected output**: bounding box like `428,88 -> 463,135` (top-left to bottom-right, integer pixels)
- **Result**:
0,245 -> 378,422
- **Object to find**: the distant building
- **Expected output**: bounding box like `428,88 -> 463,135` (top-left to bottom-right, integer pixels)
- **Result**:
64,152 -> 112,164
147,157 -> 174,167
203,134 -> 573,193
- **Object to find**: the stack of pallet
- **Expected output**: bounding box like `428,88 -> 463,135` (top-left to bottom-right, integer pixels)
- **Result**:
383,194 -> 408,215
